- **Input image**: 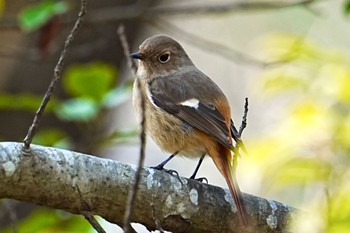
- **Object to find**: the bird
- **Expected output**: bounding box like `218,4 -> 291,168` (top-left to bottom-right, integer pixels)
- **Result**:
130,35 -> 248,225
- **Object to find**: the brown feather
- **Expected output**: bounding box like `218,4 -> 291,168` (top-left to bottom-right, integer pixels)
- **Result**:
208,144 -> 248,225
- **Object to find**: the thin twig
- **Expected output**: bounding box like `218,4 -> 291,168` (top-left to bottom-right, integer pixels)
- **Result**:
88,0 -> 318,23
239,98 -> 249,137
3,200 -> 18,233
123,75 -> 146,233
117,25 -> 147,233
77,185 -> 107,233
151,204 -> 164,233
23,0 -> 87,148
148,18 -> 272,67
117,25 -> 137,75
0,0 -> 320,29
149,0 -> 317,16
83,212 -> 107,233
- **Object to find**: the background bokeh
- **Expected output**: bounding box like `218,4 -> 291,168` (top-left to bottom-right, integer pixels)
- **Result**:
1,0 -> 350,232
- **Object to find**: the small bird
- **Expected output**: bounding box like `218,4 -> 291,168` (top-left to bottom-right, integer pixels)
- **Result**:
130,35 -> 248,225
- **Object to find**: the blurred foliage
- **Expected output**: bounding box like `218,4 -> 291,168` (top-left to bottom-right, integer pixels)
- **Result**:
56,98 -> 99,122
344,0 -> 350,16
18,0 -> 68,32
0,0 -> 4,17
0,93 -> 59,112
0,61 -> 134,230
32,128 -> 70,148
0,209 -> 92,233
0,61 -> 134,150
252,33 -> 350,232
63,62 -> 116,102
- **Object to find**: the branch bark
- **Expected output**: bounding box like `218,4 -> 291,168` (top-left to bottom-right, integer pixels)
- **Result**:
0,142 -> 296,233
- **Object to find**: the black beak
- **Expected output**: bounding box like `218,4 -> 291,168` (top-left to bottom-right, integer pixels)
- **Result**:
130,52 -> 143,60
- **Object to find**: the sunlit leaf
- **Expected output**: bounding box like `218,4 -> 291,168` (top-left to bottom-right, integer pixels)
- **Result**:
335,114 -> 350,152
0,0 -> 5,17
55,98 -> 99,121
255,32 -> 350,232
259,34 -> 346,66
261,71 -> 307,96
289,101 -> 331,129
63,62 -> 117,102
18,0 -> 68,32
274,158 -> 331,186
328,187 -> 350,233
1,209 -> 92,233
334,67 -> 350,103
259,34 -> 314,62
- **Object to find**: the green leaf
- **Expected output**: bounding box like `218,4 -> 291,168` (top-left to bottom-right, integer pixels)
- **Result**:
0,93 -> 59,112
1,209 -> 92,233
261,72 -> 307,96
63,62 -> 118,102
102,81 -> 132,108
19,0 -> 68,32
275,158 -> 331,186
55,98 -> 99,121
344,0 -> 350,16
32,128 -> 70,148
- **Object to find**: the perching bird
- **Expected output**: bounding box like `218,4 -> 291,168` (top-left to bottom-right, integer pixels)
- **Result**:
130,35 -> 248,225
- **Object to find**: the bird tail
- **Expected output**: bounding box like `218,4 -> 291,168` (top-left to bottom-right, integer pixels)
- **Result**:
225,149 -> 248,225
212,146 -> 248,226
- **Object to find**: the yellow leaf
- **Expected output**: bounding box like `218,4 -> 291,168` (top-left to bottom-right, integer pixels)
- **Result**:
0,0 -> 5,16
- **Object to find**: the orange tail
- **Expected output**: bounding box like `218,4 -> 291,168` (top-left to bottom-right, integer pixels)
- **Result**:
210,146 -> 248,225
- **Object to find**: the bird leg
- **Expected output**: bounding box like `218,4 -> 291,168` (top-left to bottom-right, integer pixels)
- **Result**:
189,154 -> 208,183
151,151 -> 179,176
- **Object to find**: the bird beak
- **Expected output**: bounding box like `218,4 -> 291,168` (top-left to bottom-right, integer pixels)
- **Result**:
130,52 -> 144,60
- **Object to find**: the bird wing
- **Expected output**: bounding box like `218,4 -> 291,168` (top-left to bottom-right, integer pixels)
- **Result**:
148,71 -> 232,148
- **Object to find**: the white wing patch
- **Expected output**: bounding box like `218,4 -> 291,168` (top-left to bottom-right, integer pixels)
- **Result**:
179,98 -> 200,109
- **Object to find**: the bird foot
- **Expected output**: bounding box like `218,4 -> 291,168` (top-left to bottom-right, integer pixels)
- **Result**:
189,175 -> 208,183
151,165 -> 180,177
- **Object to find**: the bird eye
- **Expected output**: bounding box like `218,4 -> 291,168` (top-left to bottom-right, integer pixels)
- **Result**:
158,52 -> 170,63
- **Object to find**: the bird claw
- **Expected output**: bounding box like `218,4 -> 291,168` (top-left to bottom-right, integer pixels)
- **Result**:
164,169 -> 180,177
189,175 -> 208,183
151,166 -> 180,178
195,177 -> 208,183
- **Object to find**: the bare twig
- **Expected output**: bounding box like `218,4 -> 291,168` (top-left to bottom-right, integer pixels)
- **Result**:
0,0 -> 319,29
239,98 -> 249,137
117,25 -> 137,75
87,0 -> 318,23
123,77 -> 146,233
82,212 -> 107,233
77,186 -> 107,233
148,18 -> 272,67
23,0 -> 87,148
149,0 -> 317,16
151,204 -> 164,233
117,25 -> 147,233
3,200 -> 18,233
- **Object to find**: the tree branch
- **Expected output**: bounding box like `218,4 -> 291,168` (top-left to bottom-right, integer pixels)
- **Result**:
0,142 -> 296,233
0,0 -> 320,29
88,0 -> 318,23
